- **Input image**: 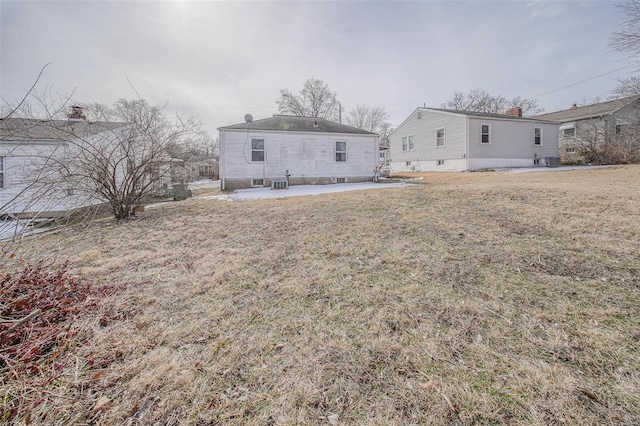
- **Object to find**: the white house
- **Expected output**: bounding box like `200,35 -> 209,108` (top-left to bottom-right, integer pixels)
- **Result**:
534,96 -> 640,161
0,115 -> 127,217
218,115 -> 379,190
389,107 -> 559,172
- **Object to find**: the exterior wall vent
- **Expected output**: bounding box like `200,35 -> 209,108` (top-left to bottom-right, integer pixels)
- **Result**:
417,112 -> 422,119
271,179 -> 289,189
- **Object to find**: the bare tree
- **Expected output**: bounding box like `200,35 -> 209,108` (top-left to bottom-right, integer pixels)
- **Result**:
57,100 -> 203,220
441,89 -> 544,116
611,75 -> 640,97
344,105 -> 390,133
276,78 -> 340,120
610,0 -> 640,61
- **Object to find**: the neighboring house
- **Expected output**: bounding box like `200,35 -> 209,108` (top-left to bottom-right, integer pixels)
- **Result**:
389,107 -> 558,172
0,114 -> 127,217
185,156 -> 219,181
218,115 -> 379,190
534,96 -> 640,161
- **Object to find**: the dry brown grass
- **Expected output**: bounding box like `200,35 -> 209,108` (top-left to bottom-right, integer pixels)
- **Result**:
4,166 -> 640,425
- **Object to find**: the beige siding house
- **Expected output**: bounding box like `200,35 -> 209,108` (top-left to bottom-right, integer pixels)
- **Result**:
389,107 -> 558,172
218,116 -> 379,190
534,96 -> 640,161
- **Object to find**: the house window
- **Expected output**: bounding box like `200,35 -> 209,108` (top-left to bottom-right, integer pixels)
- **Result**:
251,179 -> 264,187
534,158 -> 540,165
0,156 -> 4,189
251,139 -> 265,162
436,128 -> 445,147
401,136 -> 414,151
562,128 -> 575,138
437,160 -> 444,166
566,147 -> 576,154
481,124 -> 490,144
335,141 -> 347,162
406,161 -> 412,166
534,127 -> 543,146
336,177 -> 347,184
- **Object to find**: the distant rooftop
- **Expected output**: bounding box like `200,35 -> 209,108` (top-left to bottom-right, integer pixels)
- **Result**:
218,115 -> 377,135
534,96 -> 640,122
0,117 -> 128,141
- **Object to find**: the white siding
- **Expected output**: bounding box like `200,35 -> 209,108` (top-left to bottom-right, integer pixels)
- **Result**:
389,109 -> 468,172
0,140 -> 100,216
468,118 -> 558,168
219,129 -> 378,189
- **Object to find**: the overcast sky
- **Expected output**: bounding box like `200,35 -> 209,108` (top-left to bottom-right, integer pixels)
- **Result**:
0,0 -> 635,136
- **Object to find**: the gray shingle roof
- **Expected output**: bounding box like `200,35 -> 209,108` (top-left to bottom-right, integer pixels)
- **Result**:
0,118 -> 128,141
218,115 -> 377,135
533,96 -> 640,122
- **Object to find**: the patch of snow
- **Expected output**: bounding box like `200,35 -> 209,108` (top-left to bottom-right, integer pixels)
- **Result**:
188,179 -> 220,190
209,182 -> 413,201
0,218 -> 57,242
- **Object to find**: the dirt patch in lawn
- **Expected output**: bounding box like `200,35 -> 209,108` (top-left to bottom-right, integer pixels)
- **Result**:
4,165 -> 640,425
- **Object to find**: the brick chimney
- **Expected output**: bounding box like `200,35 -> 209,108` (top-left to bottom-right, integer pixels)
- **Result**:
69,105 -> 87,121
505,107 -> 523,118
570,103 -> 577,110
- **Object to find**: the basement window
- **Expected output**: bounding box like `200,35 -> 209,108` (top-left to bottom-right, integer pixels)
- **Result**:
406,161 -> 412,166
336,177 -> 347,183
437,160 -> 444,166
251,138 -> 265,162
251,179 -> 264,187
566,147 -> 576,154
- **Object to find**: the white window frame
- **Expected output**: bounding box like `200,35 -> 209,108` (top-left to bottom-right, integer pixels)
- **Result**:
436,128 -> 445,148
534,127 -> 543,146
405,160 -> 412,166
562,127 -> 575,138
566,147 -> 576,154
0,156 -> 4,189
437,159 -> 444,166
251,138 -> 265,162
408,135 -> 415,150
402,136 -> 408,151
251,178 -> 264,187
481,124 -> 491,144
335,141 -> 347,162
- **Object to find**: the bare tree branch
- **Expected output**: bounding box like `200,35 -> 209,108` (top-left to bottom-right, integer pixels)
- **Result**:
441,88 -> 544,116
276,78 -> 340,120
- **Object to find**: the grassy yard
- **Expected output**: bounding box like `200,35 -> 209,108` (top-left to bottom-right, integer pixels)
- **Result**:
4,166 -> 640,425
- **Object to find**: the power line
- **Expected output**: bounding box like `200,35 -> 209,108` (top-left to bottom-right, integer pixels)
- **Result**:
526,64 -> 635,100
